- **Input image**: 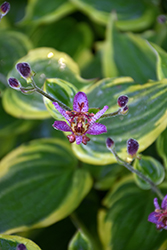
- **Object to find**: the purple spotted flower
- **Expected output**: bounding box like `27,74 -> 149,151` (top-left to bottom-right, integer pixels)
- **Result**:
148,195 -> 167,230
53,92 -> 108,145
0,1 -> 10,18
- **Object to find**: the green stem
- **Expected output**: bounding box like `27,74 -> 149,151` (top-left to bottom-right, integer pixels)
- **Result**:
109,148 -> 164,200
30,77 -> 71,111
99,109 -> 121,120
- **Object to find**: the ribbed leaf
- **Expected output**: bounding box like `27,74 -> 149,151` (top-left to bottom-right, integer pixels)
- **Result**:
102,14 -> 157,84
19,0 -> 76,25
0,138 -> 92,234
70,0 -> 157,31
72,77 -> 167,165
3,47 -> 92,119
0,30 -> 32,91
133,155 -> 165,189
68,230 -> 93,250
98,177 -> 167,250
0,234 -> 41,250
156,128 -> 167,169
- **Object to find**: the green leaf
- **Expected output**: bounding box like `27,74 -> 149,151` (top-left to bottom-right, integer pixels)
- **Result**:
70,0 -> 157,31
0,234 -> 41,250
98,176 -> 167,250
19,0 -> 76,25
0,30 -> 33,91
156,128 -> 167,169
102,14 -> 157,84
148,42 -> 167,80
4,47 -> 92,119
30,18 -> 93,62
43,78 -> 77,120
72,77 -> 167,165
133,155 -> 165,190
68,230 -> 93,250
0,138 -> 92,234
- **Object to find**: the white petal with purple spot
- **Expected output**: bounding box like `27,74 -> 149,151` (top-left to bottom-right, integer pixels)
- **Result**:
87,123 -> 107,135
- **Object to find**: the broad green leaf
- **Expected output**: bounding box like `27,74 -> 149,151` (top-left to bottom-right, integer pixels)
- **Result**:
4,47 -> 93,119
71,77 -> 167,165
19,0 -> 76,25
0,138 -> 92,234
43,78 -> 77,120
30,18 -> 93,62
98,176 -> 167,250
68,230 -> 93,250
156,128 -> 167,169
133,155 -> 165,189
0,234 -> 41,250
102,14 -> 157,84
148,42 -> 167,80
70,0 -> 157,31
0,30 -> 32,91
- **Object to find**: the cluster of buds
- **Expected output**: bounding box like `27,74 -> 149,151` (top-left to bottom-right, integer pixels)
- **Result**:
17,243 -> 27,250
8,62 -> 36,94
0,1 -> 10,20
117,95 -> 129,114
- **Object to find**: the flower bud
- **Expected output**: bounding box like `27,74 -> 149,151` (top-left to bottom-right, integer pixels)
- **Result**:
127,138 -> 139,157
117,95 -> 128,107
0,1 -> 10,17
106,138 -> 115,149
8,78 -> 21,90
16,62 -> 33,79
157,15 -> 167,24
121,105 -> 129,114
16,243 -> 27,250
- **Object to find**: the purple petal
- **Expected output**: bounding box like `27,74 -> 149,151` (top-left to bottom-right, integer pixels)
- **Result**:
89,106 -> 108,125
53,102 -> 70,124
148,212 -> 159,224
75,135 -> 83,145
87,123 -> 107,135
53,121 -> 72,132
154,198 -> 160,210
73,92 -> 89,112
161,194 -> 167,210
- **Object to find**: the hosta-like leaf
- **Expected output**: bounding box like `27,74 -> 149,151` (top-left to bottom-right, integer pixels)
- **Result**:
70,0 -> 157,31
68,230 -> 93,250
98,177 -> 167,250
0,234 -> 41,250
71,77 -> 167,165
43,78 -> 77,120
156,128 -> 167,169
102,14 -> 157,84
0,30 -> 32,91
0,138 -> 92,234
4,47 -> 93,119
133,155 -> 165,190
19,0 -> 76,25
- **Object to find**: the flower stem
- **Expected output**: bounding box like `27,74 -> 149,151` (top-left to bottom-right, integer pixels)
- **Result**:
30,77 -> 72,111
99,109 -> 121,120
109,148 -> 164,200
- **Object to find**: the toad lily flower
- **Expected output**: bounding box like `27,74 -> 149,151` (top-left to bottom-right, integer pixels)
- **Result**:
148,195 -> 167,230
53,92 -> 108,145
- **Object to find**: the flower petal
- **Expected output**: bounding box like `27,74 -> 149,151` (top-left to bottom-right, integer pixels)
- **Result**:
73,92 -> 89,112
89,106 -> 108,125
154,198 -> 160,210
148,212 -> 159,224
75,135 -> 83,145
53,102 -> 70,124
53,121 -> 72,132
161,194 -> 167,210
87,123 -> 107,135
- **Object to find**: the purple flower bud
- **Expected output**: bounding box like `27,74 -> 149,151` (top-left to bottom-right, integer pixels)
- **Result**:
122,105 -> 129,114
8,78 -> 21,90
0,1 -> 10,16
117,95 -> 128,107
16,62 -> 32,79
127,138 -> 139,157
157,15 -> 167,24
106,138 -> 115,149
16,243 -> 27,250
